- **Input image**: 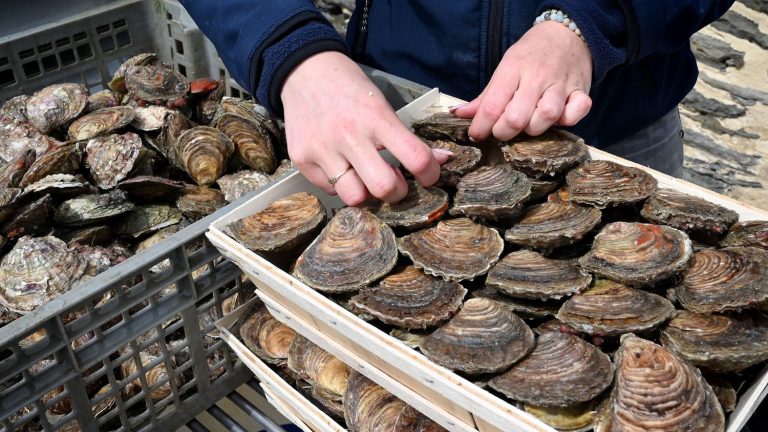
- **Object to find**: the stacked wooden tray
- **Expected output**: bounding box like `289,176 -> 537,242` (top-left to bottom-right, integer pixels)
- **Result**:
208,89 -> 768,432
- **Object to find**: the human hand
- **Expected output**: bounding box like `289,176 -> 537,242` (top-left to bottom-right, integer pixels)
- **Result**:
453,21 -> 593,141
281,52 -> 451,206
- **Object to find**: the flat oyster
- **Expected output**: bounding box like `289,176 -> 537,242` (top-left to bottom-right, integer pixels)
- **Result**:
0,148 -> 35,188
288,335 -> 350,414
579,222 -> 692,286
420,298 -> 535,374
412,112 -> 472,143
19,144 -> 81,188
349,266 -> 467,329
566,160 -> 657,208
131,106 -> 175,132
85,132 -> 145,189
720,221 -> 768,249
504,201 -> 601,251
489,332 -> 613,407
86,89 -> 121,111
398,218 -> 503,281
61,225 -> 112,247
0,236 -> 87,313
124,64 -> 188,103
226,192 -> 325,254
116,175 -> 186,203
528,176 -> 562,200
486,250 -> 592,300
1,194 -> 53,239
556,279 -> 675,336
501,130 -> 589,178
240,305 -> 297,365
108,53 -> 158,93
169,126 -> 234,186
175,186 -> 227,219
213,97 -> 283,147
425,140 -> 482,186
216,170 -> 270,202
450,165 -> 531,219
524,401 -> 599,432
25,83 -> 88,133
362,180 -> 448,230
676,247 -> 768,313
469,286 -> 562,319
54,190 -> 135,226
20,174 -> 93,200
295,207 -> 397,293
68,106 -> 134,141
115,204 -> 182,238
641,189 -> 739,242
0,187 -> 22,225
594,334 -> 724,432
216,112 -> 276,173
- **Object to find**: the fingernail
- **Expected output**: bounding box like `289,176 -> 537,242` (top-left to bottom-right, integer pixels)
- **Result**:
448,103 -> 467,113
469,136 -> 477,143
431,148 -> 455,157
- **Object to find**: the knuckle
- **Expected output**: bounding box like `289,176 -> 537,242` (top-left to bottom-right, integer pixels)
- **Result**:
538,103 -> 561,121
481,100 -> 505,118
370,176 -> 399,198
505,111 -> 528,130
407,147 -> 433,175
344,189 -> 368,206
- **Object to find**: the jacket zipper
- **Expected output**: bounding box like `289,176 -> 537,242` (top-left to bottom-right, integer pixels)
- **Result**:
353,0 -> 372,59
486,0 -> 505,80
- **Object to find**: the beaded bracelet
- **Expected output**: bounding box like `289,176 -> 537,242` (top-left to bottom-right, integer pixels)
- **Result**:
534,9 -> 586,42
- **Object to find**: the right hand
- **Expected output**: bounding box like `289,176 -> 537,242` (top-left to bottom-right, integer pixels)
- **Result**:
280,52 -> 451,206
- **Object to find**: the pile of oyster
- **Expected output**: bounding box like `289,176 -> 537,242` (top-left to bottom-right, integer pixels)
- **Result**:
239,302 -> 446,430
229,113 -> 768,431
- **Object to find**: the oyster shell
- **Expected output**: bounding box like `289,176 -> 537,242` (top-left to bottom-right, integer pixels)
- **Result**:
0,148 -> 35,188
720,221 -> 768,249
0,95 -> 29,124
169,126 -> 234,186
390,328 -> 431,349
0,236 -> 87,313
412,112 -> 472,143
362,180 -> 448,230
344,371 -> 446,432
116,175 -> 186,203
489,332 -> 613,407
641,189 -> 739,242
217,170 -> 270,202
240,306 -> 297,365
501,130 -> 589,178
579,222 -> 693,286
25,83 -> 88,133
661,310 -> 768,373
176,186 -> 227,219
566,160 -> 657,208
195,80 -> 225,125
131,106 -> 175,132
504,201 -> 601,251
398,217 -> 504,281
0,187 -> 22,226
124,64 -> 189,103
524,401 -> 598,432
486,250 -> 592,300
19,144 -> 81,189
54,190 -> 134,226
20,174 -> 93,200
556,279 -> 675,336
529,176 -> 562,200
420,297 -> 535,374
349,266 -> 467,329
288,335 -> 349,403
1,194 -> 53,239
226,192 -> 326,254
450,165 -> 531,219
68,106 -> 135,141
425,140 -> 482,186
595,334 -> 724,432
295,207 -> 397,293
115,204 -> 182,238
86,89 -> 121,111
216,113 -> 276,173
108,53 -> 158,93
61,225 -> 112,247
676,247 -> 768,313
120,349 -> 176,402
214,97 -> 283,145
469,287 -> 562,319
85,132 -> 144,190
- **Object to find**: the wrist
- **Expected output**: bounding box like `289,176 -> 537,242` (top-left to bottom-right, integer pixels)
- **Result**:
282,51 -> 352,99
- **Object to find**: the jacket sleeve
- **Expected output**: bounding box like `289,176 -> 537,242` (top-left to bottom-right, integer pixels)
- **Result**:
179,0 -> 348,116
537,0 -> 735,84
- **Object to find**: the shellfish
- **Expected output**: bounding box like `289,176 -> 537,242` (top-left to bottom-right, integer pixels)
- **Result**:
720,221 -> 768,250
85,132 -> 145,189
362,180 -> 448,230
216,170 -> 270,202
501,130 -> 589,178
25,83 -> 88,133
68,106 -> 135,141
216,113 -> 276,173
641,189 -> 739,242
504,201 -> 601,251
240,305 -> 297,365
486,250 -> 592,300
54,190 -> 135,226
425,140 -> 482,187
168,126 -> 234,186
565,160 -> 657,208
412,112 -> 472,143
450,164 -> 532,219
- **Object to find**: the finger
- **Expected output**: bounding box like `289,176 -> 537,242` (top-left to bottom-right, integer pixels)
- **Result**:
295,162 -> 337,195
451,97 -> 481,118
431,147 -> 454,165
344,138 -> 409,202
558,90 -> 592,126
525,84 -> 567,136
469,72 -> 520,142
492,83 -> 541,141
331,167 -> 370,206
377,122 -> 442,187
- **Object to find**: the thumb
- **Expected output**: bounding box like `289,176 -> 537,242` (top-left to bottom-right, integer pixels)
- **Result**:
450,96 -> 482,118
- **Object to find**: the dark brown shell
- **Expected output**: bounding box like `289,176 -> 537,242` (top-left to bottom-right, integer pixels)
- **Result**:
595,334 -> 724,432
676,247 -> 768,313
412,112 -> 472,143
68,106 -> 135,141
720,221 -> 768,250
1,194 -> 53,239
420,297 -> 535,374
86,89 -> 121,111
362,180 -> 448,230
227,192 -> 326,254
54,190 -> 135,226
486,250 -> 592,300
217,170 -> 270,202
295,207 -> 397,293
116,175 -> 186,203
349,266 -> 467,329
240,306 -> 297,365
398,218 -> 504,282
25,83 -> 88,133
566,160 -> 657,208
175,186 -> 227,220
556,279 -> 675,336
20,174 -> 93,201
528,177 -> 562,200
124,65 -> 188,102
469,287 -> 562,319
504,201 -> 601,251
115,204 -> 182,238
108,53 -> 158,93
578,222 -> 693,287
169,126 -> 235,186
61,225 -> 112,247
661,310 -> 768,373
0,187 -> 22,226
85,132 -> 145,189
425,140 -> 482,186
216,113 -> 276,173
489,332 -> 614,407
19,144 -> 81,188
450,165 -> 531,219
214,97 -> 283,147
641,189 -> 739,242
501,130 -> 589,178
0,148 -> 35,188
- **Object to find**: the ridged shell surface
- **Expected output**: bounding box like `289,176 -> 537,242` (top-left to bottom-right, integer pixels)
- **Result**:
363,180 -> 448,230
124,65 -> 188,102
501,130 -> 589,178
720,221 -> 768,250
641,189 -> 739,239
68,106 -> 135,141
115,204 -> 182,238
216,170 -> 270,202
412,112 -> 472,143
176,186 -> 227,219
85,132 -> 143,189
171,126 -> 234,186
240,306 -> 296,365
216,113 -> 276,173
566,160 -> 657,208
425,140 -> 482,186
54,190 -> 135,226
19,144 -> 81,188
487,250 -> 592,300
25,83 -> 88,133
451,165 -> 532,219
504,201 -> 601,250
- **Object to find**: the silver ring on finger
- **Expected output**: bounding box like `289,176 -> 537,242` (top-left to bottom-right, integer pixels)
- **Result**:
328,166 -> 353,186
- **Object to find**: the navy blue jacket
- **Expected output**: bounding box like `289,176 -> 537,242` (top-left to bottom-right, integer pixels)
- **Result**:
180,0 -> 734,149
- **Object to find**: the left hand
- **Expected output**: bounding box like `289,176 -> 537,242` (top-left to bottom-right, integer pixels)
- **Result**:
453,21 -> 593,141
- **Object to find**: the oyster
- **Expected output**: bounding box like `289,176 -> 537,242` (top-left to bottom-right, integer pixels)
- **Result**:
288,335 -> 350,405
721,221 -> 768,249
1,194 -> 53,239
131,105 -> 175,132
486,250 -> 592,300
641,189 -> 739,242
0,148 -> 35,188
349,266 -> 467,329
195,80 -> 224,125
504,201 -> 601,251
116,175 -> 186,203
295,207 -> 397,293
661,310 -> 768,373
216,170 -> 270,202
115,204 -> 182,238
20,174 -> 93,200
155,110 -> 195,155
412,112 -> 472,143
240,306 -> 297,365
86,89 -> 121,111
420,298 -> 535,374
398,217 -> 504,281
524,401 -> 598,432
120,349 -> 176,402
579,222 -> 693,286
529,176 -> 562,200
54,190 -> 134,226
19,144 -> 81,188
565,160 -> 657,208
556,279 -> 675,336
176,186 -> 227,219
675,247 -> 768,313
595,334 -> 724,432
226,192 -> 326,254
214,97 -> 283,145
501,130 -> 589,178
74,243 -> 132,277
425,140 -> 482,186
25,83 -> 88,133
0,236 -> 87,313
0,187 -> 21,225
124,64 -> 189,103
344,371 -> 446,432
169,126 -> 234,186
108,53 -> 158,93
362,180 -> 448,230
450,165 -> 531,219
469,286 -> 562,319
0,95 -> 29,123
68,106 -> 135,141
61,225 -> 112,247
85,132 -> 145,190
489,332 -> 613,407
216,113 -> 276,173
390,328 -> 431,349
